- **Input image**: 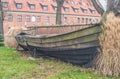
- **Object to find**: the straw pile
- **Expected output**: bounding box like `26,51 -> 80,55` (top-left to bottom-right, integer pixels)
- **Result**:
95,12 -> 120,76
4,27 -> 27,48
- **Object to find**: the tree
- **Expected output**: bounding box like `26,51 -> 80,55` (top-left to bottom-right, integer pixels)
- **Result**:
56,0 -> 64,25
92,0 -> 120,15
107,0 -> 120,15
0,0 -> 3,36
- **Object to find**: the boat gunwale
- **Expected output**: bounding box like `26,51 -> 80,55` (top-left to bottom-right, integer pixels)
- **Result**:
21,23 -> 101,39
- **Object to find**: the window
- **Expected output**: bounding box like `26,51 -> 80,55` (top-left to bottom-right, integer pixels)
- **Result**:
8,15 -> 13,22
17,15 -> 22,22
83,9 -> 87,13
52,5 -> 57,11
54,7 -> 57,11
91,10 -> 95,14
45,16 -> 50,23
86,18 -> 88,24
81,8 -> 87,13
43,6 -> 48,10
74,8 -> 79,13
89,18 -> 92,23
31,16 -> 36,22
16,3 -> 22,9
2,2 -> 8,8
64,7 -> 69,12
29,4 -> 35,10
36,16 -> 41,22
81,18 -> 84,23
26,15 -> 30,22
64,17 -> 67,22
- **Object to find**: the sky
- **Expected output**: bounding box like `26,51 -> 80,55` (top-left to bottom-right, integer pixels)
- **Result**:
99,0 -> 107,11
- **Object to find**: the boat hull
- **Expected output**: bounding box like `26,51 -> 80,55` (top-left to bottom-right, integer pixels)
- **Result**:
15,24 -> 101,66
28,44 -> 99,66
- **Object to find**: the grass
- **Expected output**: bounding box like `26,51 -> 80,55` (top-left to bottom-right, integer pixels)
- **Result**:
0,47 -> 119,79
49,69 -> 120,79
0,47 -> 37,79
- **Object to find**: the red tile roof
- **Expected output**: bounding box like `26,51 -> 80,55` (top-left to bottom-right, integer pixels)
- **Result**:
2,0 -> 100,17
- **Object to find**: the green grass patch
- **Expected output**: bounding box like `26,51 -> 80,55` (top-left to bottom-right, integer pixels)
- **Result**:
49,69 -> 119,79
0,47 -> 119,79
0,47 -> 37,79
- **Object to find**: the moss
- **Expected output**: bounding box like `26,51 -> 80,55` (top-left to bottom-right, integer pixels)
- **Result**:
39,33 -> 99,47
41,25 -> 101,43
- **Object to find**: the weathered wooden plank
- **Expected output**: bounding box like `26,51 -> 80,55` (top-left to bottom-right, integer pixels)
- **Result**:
28,33 -> 99,48
27,25 -> 101,43
27,23 -> 98,29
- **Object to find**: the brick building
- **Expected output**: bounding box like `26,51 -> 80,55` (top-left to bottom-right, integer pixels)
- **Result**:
1,0 -> 101,34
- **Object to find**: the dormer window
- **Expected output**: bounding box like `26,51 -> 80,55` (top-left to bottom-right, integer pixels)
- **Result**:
81,8 -> 87,13
83,9 -> 87,13
43,6 -> 48,11
2,2 -> 8,8
91,10 -> 95,14
92,10 -> 95,14
29,4 -> 35,10
54,7 -> 57,11
52,5 -> 57,11
89,8 -> 96,14
64,7 -> 69,12
74,8 -> 79,13
16,3 -> 22,9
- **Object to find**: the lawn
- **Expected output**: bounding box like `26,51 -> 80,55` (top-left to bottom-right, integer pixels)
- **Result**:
0,47 -> 119,79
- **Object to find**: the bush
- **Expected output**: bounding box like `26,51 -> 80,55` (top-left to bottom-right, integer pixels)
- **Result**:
95,12 -> 120,76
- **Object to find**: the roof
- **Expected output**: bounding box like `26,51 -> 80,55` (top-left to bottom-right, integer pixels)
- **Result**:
1,0 -> 100,17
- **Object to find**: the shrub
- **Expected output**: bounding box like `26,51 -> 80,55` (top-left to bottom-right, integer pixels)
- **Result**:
95,12 -> 120,76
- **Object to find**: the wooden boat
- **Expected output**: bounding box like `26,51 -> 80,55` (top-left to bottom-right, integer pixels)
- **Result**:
15,23 -> 102,66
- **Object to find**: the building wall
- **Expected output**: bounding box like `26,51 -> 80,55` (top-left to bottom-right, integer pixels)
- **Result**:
2,0 -> 101,34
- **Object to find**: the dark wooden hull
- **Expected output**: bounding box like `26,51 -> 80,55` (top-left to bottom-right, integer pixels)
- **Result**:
15,24 -> 101,66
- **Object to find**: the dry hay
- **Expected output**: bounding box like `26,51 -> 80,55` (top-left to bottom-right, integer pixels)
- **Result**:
4,27 -> 27,48
95,12 -> 120,76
